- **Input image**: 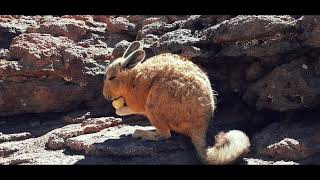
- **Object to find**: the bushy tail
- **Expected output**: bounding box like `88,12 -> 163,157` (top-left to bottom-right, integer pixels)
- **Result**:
192,130 -> 250,165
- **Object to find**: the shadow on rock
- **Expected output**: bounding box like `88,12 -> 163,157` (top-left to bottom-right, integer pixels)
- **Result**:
61,117 -> 200,164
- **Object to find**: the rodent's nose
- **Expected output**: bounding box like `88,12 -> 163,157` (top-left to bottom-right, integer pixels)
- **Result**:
102,90 -> 111,100
104,95 -> 112,101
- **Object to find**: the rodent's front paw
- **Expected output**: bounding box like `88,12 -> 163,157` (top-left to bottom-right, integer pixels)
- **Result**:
115,106 -> 134,116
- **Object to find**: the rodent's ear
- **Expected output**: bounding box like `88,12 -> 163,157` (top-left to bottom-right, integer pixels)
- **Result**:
121,49 -> 145,69
123,41 -> 141,58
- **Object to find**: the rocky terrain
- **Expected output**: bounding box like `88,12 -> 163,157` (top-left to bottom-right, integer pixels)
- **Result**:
0,15 -> 320,165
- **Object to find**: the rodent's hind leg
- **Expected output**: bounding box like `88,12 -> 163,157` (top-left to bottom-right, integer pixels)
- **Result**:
132,128 -> 171,141
133,110 -> 172,141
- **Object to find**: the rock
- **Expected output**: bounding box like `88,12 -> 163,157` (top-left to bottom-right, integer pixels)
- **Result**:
46,124 -> 85,150
65,125 -> 192,156
111,40 -> 131,58
104,32 -> 134,48
0,49 -> 9,59
9,33 -> 73,69
150,29 -> 202,59
0,151 -> 85,165
136,21 -> 179,40
140,16 -> 188,26
243,57 -> 320,111
1,15 -> 320,165
263,138 -> 312,161
0,132 -> 32,143
0,113 -> 200,165
180,15 -> 233,31
64,111 -> 92,124
141,34 -> 159,48
26,16 -> 89,41
81,117 -> 122,133
121,15 -> 187,33
76,43 -> 112,62
243,158 -> 298,165
92,16 -> 111,23
142,17 -> 168,26
0,123 -> 89,165
0,33 -> 110,116
0,138 -> 38,161
0,16 -> 39,48
203,15 -> 300,57
296,16 -> 320,47
0,146 -> 19,157
140,34 -> 159,58
105,17 -> 136,36
61,15 -> 94,22
47,117 -> 122,150
208,15 -> 297,43
165,15 -> 189,23
122,15 -> 146,23
251,117 -> 320,161
0,157 -> 33,165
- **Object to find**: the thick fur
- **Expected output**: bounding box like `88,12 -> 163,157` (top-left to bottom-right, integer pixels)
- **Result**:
103,42 -> 250,164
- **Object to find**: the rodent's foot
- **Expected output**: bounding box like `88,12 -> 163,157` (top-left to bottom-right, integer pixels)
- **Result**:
132,129 -> 171,141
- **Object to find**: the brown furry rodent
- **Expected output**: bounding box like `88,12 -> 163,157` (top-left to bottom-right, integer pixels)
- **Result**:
103,41 -> 250,165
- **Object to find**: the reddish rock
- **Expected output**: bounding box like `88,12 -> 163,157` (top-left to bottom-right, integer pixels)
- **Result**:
26,17 -> 89,41
0,33 -> 110,116
92,16 -> 111,23
263,138 -> 313,161
81,117 -> 122,133
0,16 -> 39,48
46,124 -> 85,150
61,15 -> 94,22
47,117 -> 122,150
105,17 -> 135,35
251,117 -> 320,161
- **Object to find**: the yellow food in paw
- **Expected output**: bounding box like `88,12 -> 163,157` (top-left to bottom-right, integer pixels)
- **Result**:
112,97 -> 125,109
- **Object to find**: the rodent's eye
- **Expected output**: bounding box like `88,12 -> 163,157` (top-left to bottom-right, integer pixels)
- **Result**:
108,76 -> 116,81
